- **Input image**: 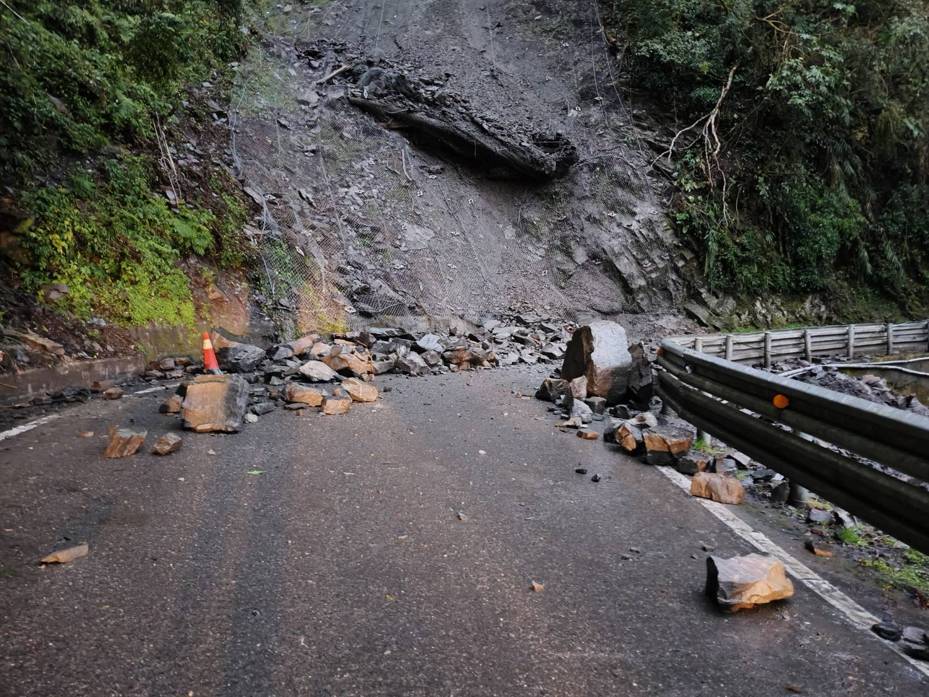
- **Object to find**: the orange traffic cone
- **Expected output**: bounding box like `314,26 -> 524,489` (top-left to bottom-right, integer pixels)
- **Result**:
201,331 -> 222,374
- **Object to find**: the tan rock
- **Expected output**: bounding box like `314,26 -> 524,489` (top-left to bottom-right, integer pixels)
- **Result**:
569,376 -> 588,401
577,430 -> 598,441
705,554 -> 794,612
690,472 -> 745,505
535,377 -> 569,403
151,433 -> 183,456
102,386 -> 123,400
181,375 -> 249,433
287,333 -> 320,356
159,394 -> 183,414
323,350 -> 374,378
342,377 -> 379,403
643,425 -> 694,465
105,427 -> 147,458
283,383 -> 325,406
321,395 -> 352,415
40,544 -> 89,565
616,422 -> 644,454
309,341 -> 332,358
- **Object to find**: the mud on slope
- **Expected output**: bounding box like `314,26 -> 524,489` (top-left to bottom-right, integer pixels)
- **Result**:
230,0 -> 695,335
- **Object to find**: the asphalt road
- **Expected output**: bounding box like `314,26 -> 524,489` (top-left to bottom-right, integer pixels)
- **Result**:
0,365 -> 926,696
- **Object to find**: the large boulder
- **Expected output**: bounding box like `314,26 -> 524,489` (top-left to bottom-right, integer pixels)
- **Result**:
181,375 -> 249,432
216,342 -> 266,373
705,554 -> 794,612
560,321 -> 632,404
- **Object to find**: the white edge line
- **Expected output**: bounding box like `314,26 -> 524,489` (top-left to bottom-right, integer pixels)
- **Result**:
133,382 -> 180,396
0,414 -> 60,443
656,466 -> 929,681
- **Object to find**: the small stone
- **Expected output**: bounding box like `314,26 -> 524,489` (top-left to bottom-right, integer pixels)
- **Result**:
590,474 -> 601,482
40,544 -> 89,565
342,377 -> 379,403
871,622 -> 903,642
771,480 -> 791,504
251,401 -> 276,415
79,431 -> 94,438
102,387 -> 123,400
159,394 -> 183,414
530,580 -> 545,592
575,467 -> 588,474
705,554 -> 794,612
570,399 -> 593,424
536,378 -> 570,403
804,538 -> 834,558
151,433 -> 182,456
244,413 -> 259,424
676,452 -> 710,476
321,396 -> 352,415
577,430 -> 598,441
901,626 -> 929,660
806,508 -> 833,525
105,427 -> 147,458
690,472 -> 745,505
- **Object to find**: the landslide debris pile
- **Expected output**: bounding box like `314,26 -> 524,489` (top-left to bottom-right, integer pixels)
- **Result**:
306,41 -> 578,181
785,363 -> 929,417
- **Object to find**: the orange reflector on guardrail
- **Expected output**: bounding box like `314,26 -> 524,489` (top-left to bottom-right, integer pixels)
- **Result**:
772,394 -> 790,409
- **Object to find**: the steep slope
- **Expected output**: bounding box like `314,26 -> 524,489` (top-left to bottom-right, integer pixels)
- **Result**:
231,0 -> 694,334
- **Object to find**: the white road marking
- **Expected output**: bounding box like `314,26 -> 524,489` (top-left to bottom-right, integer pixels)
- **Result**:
133,383 -> 179,395
0,414 -> 60,443
657,466 -> 929,680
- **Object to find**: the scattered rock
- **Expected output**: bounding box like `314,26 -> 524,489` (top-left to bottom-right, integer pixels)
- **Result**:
321,395 -> 352,415
560,321 -> 632,404
806,508 -> 832,525
705,554 -> 794,612
568,376 -> 588,401
804,538 -> 834,558
901,627 -> 929,660
217,342 -> 266,373
631,411 -> 658,429
584,396 -> 606,415
251,401 -> 276,415
396,351 -> 430,376
342,377 -> 379,402
284,383 -> 326,406
160,394 -> 183,414
299,360 -> 339,382
626,342 -> 654,406
102,386 -> 123,400
530,580 -> 545,592
577,430 -> 598,441
643,425 -> 694,465
416,333 -> 444,353
570,399 -> 593,424
676,452 -> 710,475
323,349 -> 374,378
78,431 -> 94,438
590,473 -> 601,482
151,433 -> 183,456
690,472 -> 745,505
770,480 -> 791,504
536,377 -> 570,403
181,375 -> 250,433
615,422 -> 644,454
575,467 -> 588,474
871,621 -> 903,642
105,427 -> 147,458
40,544 -> 89,565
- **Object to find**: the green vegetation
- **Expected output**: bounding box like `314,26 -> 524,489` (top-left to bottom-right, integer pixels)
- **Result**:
609,1 -> 929,311
860,548 -> 929,596
835,525 -> 865,546
0,1 -> 252,327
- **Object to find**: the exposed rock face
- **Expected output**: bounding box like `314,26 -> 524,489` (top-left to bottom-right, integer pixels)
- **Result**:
342,378 -> 379,403
284,383 -> 326,406
217,342 -> 266,373
105,427 -> 147,458
705,554 -> 794,612
560,322 -> 632,404
181,375 -> 250,433
151,433 -> 183,456
690,472 -> 745,505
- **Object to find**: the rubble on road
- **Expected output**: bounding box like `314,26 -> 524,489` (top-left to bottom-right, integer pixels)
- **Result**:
902,626 -> 929,660
321,394 -> 352,415
181,375 -> 249,433
705,553 -> 794,612
159,394 -> 183,414
560,321 -> 633,405
284,383 -> 326,406
102,386 -> 123,400
690,472 -> 746,505
105,427 -> 147,458
151,433 -> 183,456
39,544 -> 89,565
342,378 -> 379,403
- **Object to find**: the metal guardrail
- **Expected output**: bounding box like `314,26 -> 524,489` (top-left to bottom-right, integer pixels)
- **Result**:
668,319 -> 929,367
657,339 -> 929,555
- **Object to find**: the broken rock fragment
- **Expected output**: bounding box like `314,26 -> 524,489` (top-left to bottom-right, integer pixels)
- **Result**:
159,394 -> 183,414
151,433 -> 183,456
643,425 -> 694,466
217,342 -> 266,373
901,627 -> 929,660
706,554 -> 794,612
181,375 -> 249,433
690,472 -> 745,505
560,321 -> 632,404
284,383 -> 326,406
321,395 -> 352,415
299,360 -> 339,382
40,544 -> 89,565
615,422 -> 644,454
105,427 -> 147,458
396,351 -> 429,376
342,377 -> 379,403
102,387 -> 123,400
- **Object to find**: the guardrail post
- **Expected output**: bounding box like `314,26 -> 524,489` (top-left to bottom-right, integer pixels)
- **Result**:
886,322 -> 894,356
725,335 -> 734,361
763,332 -> 772,368
803,329 -> 812,361
847,324 -> 856,359
694,337 -> 704,354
